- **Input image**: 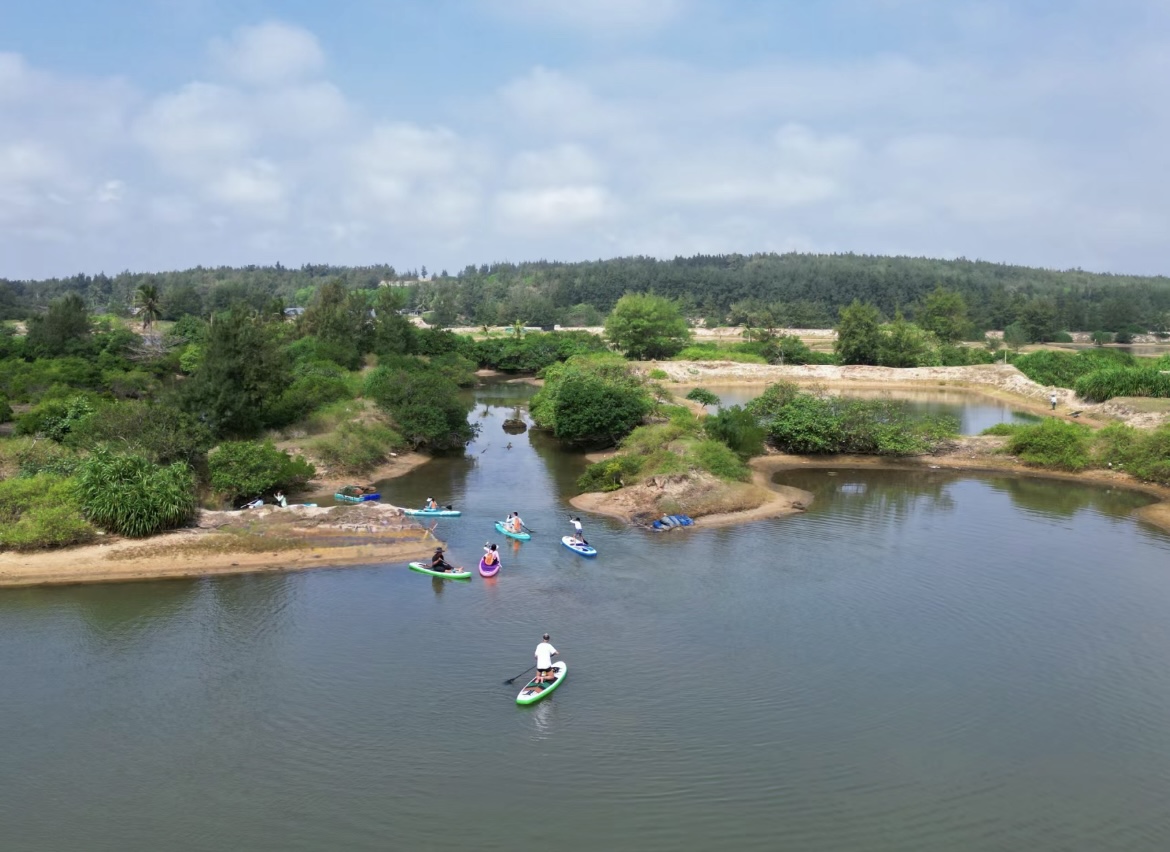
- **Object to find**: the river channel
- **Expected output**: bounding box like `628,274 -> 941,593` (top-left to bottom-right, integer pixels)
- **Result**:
2,380 -> 1170,851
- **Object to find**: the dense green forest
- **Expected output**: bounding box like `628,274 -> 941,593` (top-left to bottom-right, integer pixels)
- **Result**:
4,253 -> 1170,334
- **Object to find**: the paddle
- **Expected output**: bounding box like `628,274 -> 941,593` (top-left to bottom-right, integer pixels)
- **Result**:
504,664 -> 536,685
520,522 -> 536,534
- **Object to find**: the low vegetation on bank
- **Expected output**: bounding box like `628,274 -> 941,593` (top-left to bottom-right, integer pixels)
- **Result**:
983,419 -> 1170,484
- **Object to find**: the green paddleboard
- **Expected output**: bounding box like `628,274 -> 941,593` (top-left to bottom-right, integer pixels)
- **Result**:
408,561 -> 471,580
516,661 -> 567,705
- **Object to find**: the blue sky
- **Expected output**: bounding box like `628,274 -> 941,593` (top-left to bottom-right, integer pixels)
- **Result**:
2,0 -> 1167,279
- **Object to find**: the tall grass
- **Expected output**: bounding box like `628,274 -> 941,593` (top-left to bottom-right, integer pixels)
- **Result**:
1005,419 -> 1092,471
310,421 -> 406,476
1074,367 -> 1170,402
0,474 -> 96,550
77,449 -> 197,537
1013,349 -> 1134,388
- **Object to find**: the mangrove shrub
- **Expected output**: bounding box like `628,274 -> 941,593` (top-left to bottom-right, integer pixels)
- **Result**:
531,356 -> 652,447
1005,419 -> 1092,471
208,440 -> 316,502
0,474 -> 96,551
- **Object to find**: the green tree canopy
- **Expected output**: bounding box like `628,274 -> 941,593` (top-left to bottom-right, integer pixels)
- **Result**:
26,293 -> 91,358
604,293 -> 691,360
917,285 -> 969,343
834,299 -> 882,365
182,306 -> 291,438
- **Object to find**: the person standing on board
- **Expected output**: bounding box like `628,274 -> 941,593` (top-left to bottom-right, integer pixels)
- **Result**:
534,633 -> 558,684
569,516 -> 587,545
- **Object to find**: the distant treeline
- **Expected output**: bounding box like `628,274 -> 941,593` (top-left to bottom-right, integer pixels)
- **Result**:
5,253 -> 1170,334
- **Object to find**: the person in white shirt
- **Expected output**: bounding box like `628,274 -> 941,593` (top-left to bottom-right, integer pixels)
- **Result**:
510,511 -> 525,533
569,516 -> 587,545
534,633 -> 558,683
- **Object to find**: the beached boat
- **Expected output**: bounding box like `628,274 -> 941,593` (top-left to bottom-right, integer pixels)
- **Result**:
335,487 -> 379,503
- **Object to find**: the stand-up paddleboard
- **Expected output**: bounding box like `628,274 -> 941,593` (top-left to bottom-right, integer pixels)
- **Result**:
478,556 -> 500,577
403,507 -> 462,517
408,561 -> 471,579
495,521 -> 531,541
516,661 -> 567,705
561,536 -> 597,557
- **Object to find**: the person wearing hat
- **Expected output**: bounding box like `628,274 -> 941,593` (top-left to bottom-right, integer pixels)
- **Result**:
430,546 -> 457,573
533,633 -> 558,684
424,496 -> 439,511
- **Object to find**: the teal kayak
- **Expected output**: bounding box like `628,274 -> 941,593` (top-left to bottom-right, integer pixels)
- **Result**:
516,661 -> 567,705
408,561 -> 471,580
403,508 -> 462,517
495,521 -> 531,541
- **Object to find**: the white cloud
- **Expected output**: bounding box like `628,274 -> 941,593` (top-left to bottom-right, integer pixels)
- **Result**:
495,185 -> 612,229
506,144 -> 604,185
208,21 -> 325,87
484,0 -> 683,32
133,83 -> 254,176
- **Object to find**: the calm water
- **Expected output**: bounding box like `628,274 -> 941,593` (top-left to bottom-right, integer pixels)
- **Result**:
705,384 -> 1040,434
3,382 -> 1170,851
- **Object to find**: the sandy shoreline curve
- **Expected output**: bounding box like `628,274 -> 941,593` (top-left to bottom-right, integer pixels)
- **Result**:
0,503 -> 440,589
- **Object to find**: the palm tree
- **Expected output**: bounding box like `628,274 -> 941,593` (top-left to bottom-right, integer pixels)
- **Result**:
135,284 -> 161,330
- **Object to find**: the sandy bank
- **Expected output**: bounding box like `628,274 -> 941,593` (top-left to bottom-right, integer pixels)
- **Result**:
647,362 -> 1170,429
0,503 -> 440,588
569,468 -> 813,530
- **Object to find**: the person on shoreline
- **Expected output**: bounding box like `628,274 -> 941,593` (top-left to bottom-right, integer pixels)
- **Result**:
430,547 -> 458,573
1049,392 -> 1058,411
274,490 -> 287,508
534,633 -> 558,684
569,516 -> 587,545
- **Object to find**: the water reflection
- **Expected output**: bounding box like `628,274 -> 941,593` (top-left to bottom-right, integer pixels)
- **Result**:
705,384 -> 1039,435
778,468 -> 959,521
985,475 -> 1153,520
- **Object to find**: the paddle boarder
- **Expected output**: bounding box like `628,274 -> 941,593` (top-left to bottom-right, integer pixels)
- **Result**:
510,511 -> 525,533
430,546 -> 458,573
569,516 -> 587,545
424,496 -> 439,510
534,633 -> 558,684
482,543 -> 500,567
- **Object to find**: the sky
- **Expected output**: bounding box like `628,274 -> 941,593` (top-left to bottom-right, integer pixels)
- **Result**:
2,0 -> 1168,280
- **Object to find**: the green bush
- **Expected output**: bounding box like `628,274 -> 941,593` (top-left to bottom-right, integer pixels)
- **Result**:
693,438 -> 751,480
265,360 -> 355,427
1005,419 -> 1092,471
1091,423 -> 1170,485
685,387 -> 720,406
1013,349 -> 1134,388
576,454 -> 645,492
648,368 -> 669,380
208,440 -> 316,502
0,395 -> 11,423
68,400 -> 213,465
980,422 -> 1025,436
0,474 -> 96,550
674,346 -> 767,364
1050,331 -> 1074,343
365,365 -> 477,451
1074,367 -> 1170,402
704,405 -> 766,459
531,355 -> 652,447
77,449 -> 197,537
310,421 -> 405,476
11,437 -> 83,477
15,394 -> 96,442
747,384 -> 958,455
